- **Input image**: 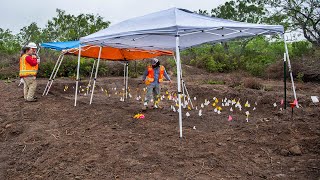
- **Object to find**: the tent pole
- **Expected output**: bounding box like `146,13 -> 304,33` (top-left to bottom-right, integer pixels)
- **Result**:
46,54 -> 65,95
123,62 -> 126,100
176,34 -> 183,138
87,59 -> 97,95
126,61 -> 129,99
181,78 -> 186,105
89,46 -> 102,105
74,45 -> 82,106
183,80 -> 194,109
172,55 -> 193,109
284,53 -> 287,109
178,55 -> 186,104
43,53 -> 62,96
123,62 -> 126,85
283,35 -> 298,108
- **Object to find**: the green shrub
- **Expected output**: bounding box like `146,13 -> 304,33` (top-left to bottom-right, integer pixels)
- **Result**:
37,57 -> 109,79
296,72 -> 304,83
292,41 -> 312,57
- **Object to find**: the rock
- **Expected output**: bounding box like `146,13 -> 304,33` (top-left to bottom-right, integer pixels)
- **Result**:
247,171 -> 253,176
34,175 -> 43,179
289,145 -> 302,156
280,149 -> 290,156
290,168 -> 296,172
5,124 -> 12,129
75,176 -> 81,180
226,137 -> 232,141
217,142 -> 226,146
275,174 -> 286,178
259,174 -> 267,179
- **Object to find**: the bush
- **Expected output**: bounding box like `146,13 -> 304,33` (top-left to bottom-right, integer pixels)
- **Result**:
0,68 -> 18,80
296,72 -> 304,83
292,41 -> 312,57
37,57 -> 109,79
243,78 -> 263,90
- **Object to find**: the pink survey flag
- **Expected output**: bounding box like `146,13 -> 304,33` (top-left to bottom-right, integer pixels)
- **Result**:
228,115 -> 233,121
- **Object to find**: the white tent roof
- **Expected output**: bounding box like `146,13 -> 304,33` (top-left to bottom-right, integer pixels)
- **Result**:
80,7 -> 284,50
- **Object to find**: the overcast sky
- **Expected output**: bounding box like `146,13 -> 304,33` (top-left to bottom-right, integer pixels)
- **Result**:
1,0 -> 229,34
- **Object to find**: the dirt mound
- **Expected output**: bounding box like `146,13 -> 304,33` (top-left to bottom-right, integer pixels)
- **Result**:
0,73 -> 319,179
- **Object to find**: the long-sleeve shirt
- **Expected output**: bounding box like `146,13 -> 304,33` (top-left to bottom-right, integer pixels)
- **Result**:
142,66 -> 171,85
25,55 -> 38,66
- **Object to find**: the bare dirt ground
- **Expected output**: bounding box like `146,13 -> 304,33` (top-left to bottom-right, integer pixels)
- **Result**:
0,66 -> 319,180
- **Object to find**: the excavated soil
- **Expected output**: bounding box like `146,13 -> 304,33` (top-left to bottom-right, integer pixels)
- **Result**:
0,68 -> 319,180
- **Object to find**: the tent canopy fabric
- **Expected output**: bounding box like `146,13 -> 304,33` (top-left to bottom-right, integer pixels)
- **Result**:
40,41 -> 173,60
80,7 -> 284,50
41,41 -> 80,51
73,46 -> 173,60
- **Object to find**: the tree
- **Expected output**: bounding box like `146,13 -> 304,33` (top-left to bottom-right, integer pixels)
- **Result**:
258,0 -> 320,46
210,0 -> 268,23
43,9 -> 110,42
198,0 -> 273,62
18,22 -> 43,45
0,28 -> 20,54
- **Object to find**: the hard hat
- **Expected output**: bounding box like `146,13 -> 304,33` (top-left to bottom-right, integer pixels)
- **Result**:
26,42 -> 37,49
151,58 -> 159,65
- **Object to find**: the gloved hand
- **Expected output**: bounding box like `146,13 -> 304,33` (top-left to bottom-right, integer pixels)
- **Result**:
18,78 -> 24,86
34,53 -> 40,64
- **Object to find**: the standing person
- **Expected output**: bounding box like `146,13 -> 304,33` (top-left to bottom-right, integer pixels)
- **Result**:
19,42 -> 40,102
142,58 -> 171,110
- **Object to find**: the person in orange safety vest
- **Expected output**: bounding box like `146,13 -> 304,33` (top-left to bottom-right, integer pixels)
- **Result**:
142,58 -> 171,110
19,42 -> 40,102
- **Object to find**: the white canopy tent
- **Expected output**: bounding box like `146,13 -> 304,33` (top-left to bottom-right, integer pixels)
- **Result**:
79,7 -> 298,138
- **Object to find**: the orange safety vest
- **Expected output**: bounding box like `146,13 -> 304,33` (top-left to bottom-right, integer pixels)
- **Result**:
145,65 -> 165,85
19,54 -> 38,77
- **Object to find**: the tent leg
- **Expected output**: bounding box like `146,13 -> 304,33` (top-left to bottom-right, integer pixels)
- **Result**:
126,62 -> 129,99
181,78 -> 186,105
89,46 -> 102,105
176,55 -> 186,103
283,35 -> 298,108
123,62 -> 126,85
176,35 -> 183,138
182,80 -> 194,109
284,53 -> 287,109
46,54 -> 65,95
87,59 -> 97,95
74,46 -> 82,106
173,55 -> 193,109
43,53 -> 62,96
123,62 -> 126,101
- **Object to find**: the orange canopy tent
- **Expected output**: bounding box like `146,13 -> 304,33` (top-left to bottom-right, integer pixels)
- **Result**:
70,46 -> 173,60
41,41 -> 173,101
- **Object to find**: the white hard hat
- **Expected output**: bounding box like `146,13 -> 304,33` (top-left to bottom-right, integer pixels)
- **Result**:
151,58 -> 159,65
26,42 -> 37,49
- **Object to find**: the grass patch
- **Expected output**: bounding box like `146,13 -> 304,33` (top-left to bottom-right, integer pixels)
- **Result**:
206,80 -> 225,85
